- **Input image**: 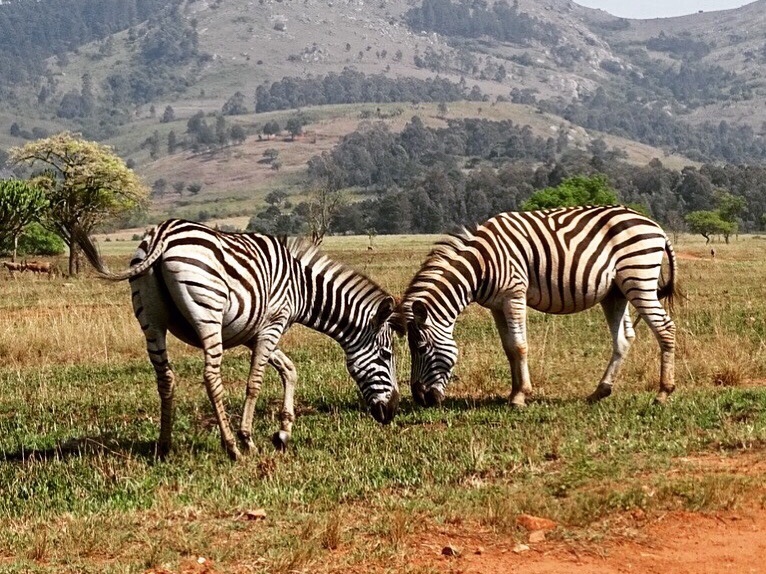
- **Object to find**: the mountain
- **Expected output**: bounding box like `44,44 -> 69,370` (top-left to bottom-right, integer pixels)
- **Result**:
1,0 -> 765,221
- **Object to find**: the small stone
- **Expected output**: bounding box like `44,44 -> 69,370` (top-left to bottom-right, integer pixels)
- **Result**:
441,544 -> 460,557
516,514 -> 557,532
528,530 -> 546,543
197,556 -> 206,564
475,546 -> 485,555
512,543 -> 530,554
245,508 -> 267,521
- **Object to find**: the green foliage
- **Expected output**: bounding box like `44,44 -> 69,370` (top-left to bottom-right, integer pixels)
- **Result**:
521,175 -> 618,211
715,190 -> 746,223
405,0 -> 559,46
685,210 -> 734,243
255,67 -> 483,113
10,132 -> 148,274
15,222 -> 65,256
0,179 -> 48,260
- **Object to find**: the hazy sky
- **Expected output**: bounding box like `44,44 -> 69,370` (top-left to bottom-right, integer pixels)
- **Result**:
574,0 -> 753,19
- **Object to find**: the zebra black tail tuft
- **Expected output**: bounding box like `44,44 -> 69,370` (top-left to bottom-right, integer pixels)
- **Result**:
657,238 -> 683,313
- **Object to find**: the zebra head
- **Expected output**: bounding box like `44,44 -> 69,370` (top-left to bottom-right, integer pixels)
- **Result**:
344,295 -> 402,424
405,300 -> 459,408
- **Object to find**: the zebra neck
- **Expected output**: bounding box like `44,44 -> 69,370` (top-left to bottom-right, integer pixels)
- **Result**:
409,283 -> 473,328
297,267 -> 377,347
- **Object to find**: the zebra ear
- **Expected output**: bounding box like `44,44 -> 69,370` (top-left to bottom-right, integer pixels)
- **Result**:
389,303 -> 407,337
372,296 -> 396,329
411,300 -> 428,326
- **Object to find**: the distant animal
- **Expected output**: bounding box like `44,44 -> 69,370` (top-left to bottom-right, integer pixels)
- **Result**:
397,205 -> 678,409
23,260 -> 55,277
75,219 -> 401,460
2,261 -> 25,276
711,248 -> 716,258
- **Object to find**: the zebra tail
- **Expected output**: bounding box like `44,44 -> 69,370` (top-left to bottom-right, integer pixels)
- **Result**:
657,238 -> 678,313
73,227 -> 163,282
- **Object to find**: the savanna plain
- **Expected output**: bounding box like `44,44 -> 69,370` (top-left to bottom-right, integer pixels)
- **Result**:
1,233 -> 765,573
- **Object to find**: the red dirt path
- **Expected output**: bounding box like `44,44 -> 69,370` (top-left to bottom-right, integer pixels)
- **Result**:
420,509 -> 766,574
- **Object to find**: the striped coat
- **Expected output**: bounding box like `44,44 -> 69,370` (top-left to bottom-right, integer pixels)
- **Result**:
398,205 -> 677,407
77,220 -> 400,460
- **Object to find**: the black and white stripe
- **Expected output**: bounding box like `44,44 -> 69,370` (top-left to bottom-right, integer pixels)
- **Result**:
399,205 -> 677,407
77,219 -> 400,460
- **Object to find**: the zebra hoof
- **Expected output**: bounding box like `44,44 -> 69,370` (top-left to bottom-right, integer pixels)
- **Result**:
237,430 -> 256,453
587,385 -> 612,404
272,431 -> 290,451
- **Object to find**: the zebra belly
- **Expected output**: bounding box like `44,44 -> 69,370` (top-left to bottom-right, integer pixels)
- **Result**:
526,268 -> 616,315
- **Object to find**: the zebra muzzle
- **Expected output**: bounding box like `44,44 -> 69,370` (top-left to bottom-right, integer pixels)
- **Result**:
370,389 -> 399,425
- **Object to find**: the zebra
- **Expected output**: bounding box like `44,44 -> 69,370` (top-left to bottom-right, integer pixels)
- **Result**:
397,205 -> 678,408
75,219 -> 401,460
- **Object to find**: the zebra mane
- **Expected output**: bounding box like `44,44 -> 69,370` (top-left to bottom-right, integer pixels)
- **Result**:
279,236 -> 389,299
403,227 -> 476,301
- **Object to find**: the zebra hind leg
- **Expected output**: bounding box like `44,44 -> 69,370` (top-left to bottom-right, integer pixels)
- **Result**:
587,294 -> 635,403
146,329 -> 176,459
621,281 -> 676,404
268,349 -> 298,451
201,334 -> 241,461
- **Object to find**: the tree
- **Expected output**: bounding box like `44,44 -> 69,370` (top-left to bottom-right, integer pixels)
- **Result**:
521,175 -> 618,211
304,181 -> 345,245
0,179 -> 48,261
222,91 -> 248,115
10,133 -> 148,275
161,105 -> 175,123
262,121 -> 280,137
685,210 -> 734,244
172,181 -> 186,195
187,182 -> 203,196
230,124 -> 246,145
263,148 -> 280,163
286,117 -> 304,140
152,178 -> 168,198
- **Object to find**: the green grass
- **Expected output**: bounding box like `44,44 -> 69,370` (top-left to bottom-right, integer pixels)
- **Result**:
1,234 -> 765,572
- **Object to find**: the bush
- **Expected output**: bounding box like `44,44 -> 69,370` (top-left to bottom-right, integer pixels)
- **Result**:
16,223 -> 65,256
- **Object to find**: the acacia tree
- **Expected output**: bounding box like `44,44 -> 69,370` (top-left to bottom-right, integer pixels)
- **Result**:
0,179 -> 48,261
305,180 -> 345,245
685,210 -> 733,244
11,133 -> 148,275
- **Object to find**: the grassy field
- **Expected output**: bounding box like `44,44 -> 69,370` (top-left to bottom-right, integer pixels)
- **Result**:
1,233 -> 765,573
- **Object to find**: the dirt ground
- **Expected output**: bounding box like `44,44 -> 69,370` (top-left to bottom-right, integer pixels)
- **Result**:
417,508 -> 766,574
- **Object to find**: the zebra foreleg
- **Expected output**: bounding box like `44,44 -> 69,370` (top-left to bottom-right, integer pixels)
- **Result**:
587,295 -> 635,403
268,349 -> 298,451
494,296 -> 533,408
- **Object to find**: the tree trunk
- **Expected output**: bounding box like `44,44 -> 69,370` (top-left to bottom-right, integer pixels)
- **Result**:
12,234 -> 18,263
68,241 -> 78,277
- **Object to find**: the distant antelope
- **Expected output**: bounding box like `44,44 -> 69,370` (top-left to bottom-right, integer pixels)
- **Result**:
2,261 -> 24,276
23,260 -> 55,278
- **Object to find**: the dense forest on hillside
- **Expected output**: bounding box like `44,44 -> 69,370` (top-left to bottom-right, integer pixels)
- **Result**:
550,90 -> 766,163
0,0 -> 167,86
254,68 -> 485,113
248,117 -> 766,237
405,0 -> 559,46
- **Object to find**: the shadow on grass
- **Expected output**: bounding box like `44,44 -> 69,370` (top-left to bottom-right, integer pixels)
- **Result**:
2,435 -> 157,463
